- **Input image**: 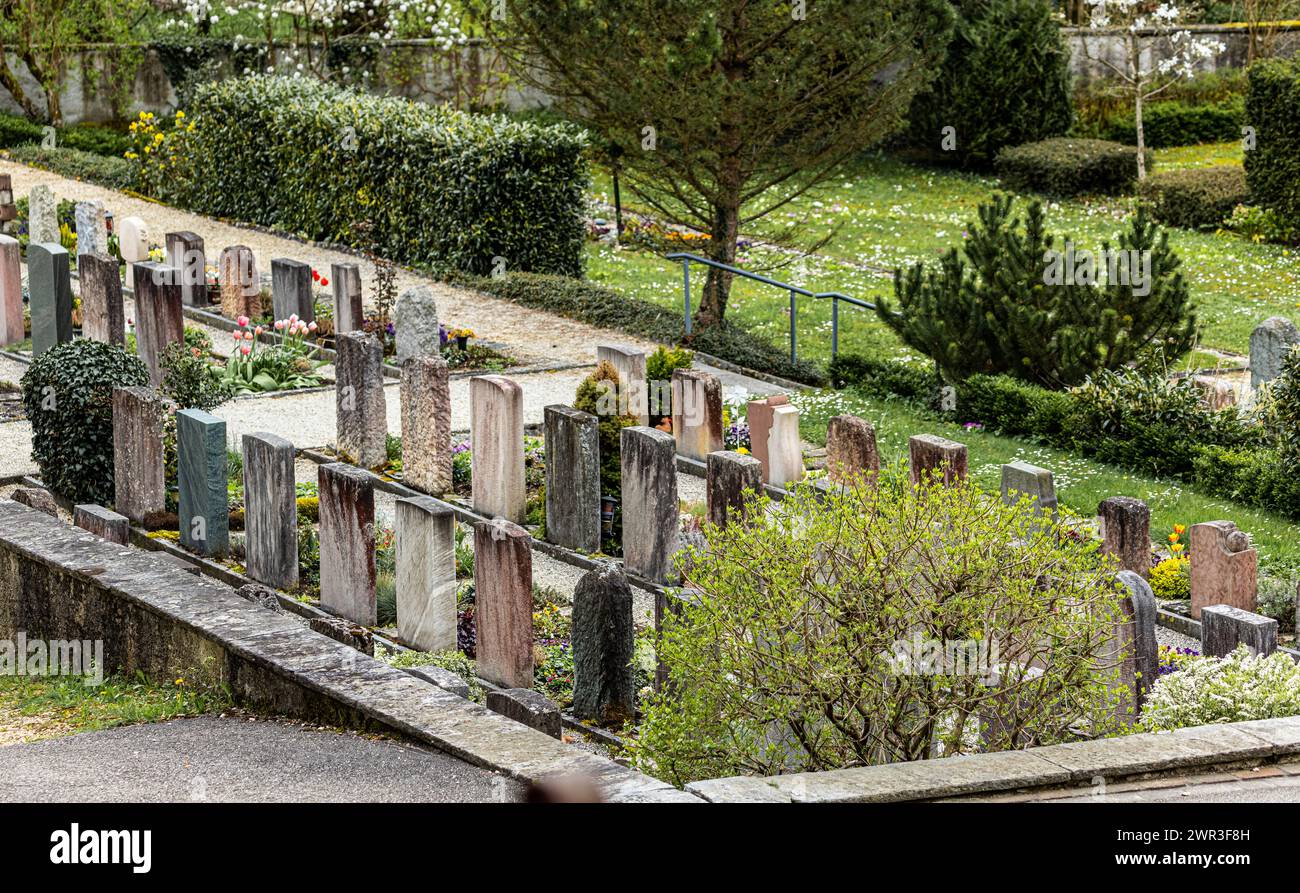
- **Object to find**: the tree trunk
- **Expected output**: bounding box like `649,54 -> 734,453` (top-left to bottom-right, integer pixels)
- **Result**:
0,53 -> 42,121
696,200 -> 740,329
1130,35 -> 1146,182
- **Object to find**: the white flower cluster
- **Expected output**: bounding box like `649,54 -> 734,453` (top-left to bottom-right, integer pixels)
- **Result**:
1139,645 -> 1300,732
1086,0 -> 1224,81
172,0 -> 465,49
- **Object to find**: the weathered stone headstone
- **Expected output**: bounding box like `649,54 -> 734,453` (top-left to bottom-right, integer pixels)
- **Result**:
1201,605 -> 1278,658
470,375 -> 525,524
1191,375 -> 1236,410
112,386 -> 167,524
706,450 -> 763,528
73,504 -> 130,545
318,462 -> 377,626
1250,316 -> 1300,390
671,368 -> 723,461
486,688 -> 561,739
767,404 -> 804,487
543,404 -> 601,553
117,216 -> 149,264
908,434 -> 968,486
331,262 -> 363,335
177,408 -> 229,557
826,414 -> 880,485
219,245 -> 260,319
394,285 -> 439,364
597,344 -> 649,425
242,432 -> 298,590
74,200 -> 108,256
1099,496 -> 1151,579
235,583 -> 283,614
621,426 -> 679,583
473,518 -> 534,689
271,258 -> 314,323
131,261 -> 184,387
77,251 -> 125,346
1000,461 -> 1057,519
0,235 -> 22,346
399,355 -> 451,495
27,242 -> 73,356
746,394 -> 790,478
1115,570 -> 1158,711
309,615 -> 375,656
334,331 -> 388,469
28,185 -> 58,246
1190,520 -> 1258,618
12,487 -> 57,516
165,231 -> 207,307
572,564 -> 636,724
395,496 -> 457,652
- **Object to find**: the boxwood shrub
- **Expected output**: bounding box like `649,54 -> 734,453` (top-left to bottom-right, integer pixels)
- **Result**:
994,137 -> 1150,196
1139,165 -> 1249,230
1244,58 -> 1300,224
175,75 -> 589,277
1101,97 -> 1245,148
7,145 -> 134,191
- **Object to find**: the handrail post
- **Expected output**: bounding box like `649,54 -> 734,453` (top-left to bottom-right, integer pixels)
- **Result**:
789,288 -> 797,365
832,296 -> 839,360
682,259 -> 692,337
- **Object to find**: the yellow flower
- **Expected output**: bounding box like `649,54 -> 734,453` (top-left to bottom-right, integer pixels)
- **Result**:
736,446 -> 750,455
1173,524 -> 1186,535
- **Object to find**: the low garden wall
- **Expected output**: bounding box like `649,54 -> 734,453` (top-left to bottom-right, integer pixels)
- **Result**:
1064,23 -> 1300,83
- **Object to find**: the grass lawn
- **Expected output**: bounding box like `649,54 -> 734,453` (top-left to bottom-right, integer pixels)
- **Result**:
791,387 -> 1300,577
587,142 -> 1299,369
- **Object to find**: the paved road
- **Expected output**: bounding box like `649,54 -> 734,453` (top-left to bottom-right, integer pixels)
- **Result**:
0,714 -> 510,803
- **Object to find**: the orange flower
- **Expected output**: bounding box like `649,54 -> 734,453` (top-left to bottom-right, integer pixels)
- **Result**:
1168,533 -> 1179,544
1173,524 -> 1186,535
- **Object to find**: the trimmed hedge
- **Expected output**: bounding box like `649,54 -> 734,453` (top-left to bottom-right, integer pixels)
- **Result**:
0,112 -> 45,148
6,145 -> 134,191
1102,97 -> 1245,148
994,137 -> 1150,196
174,75 -> 589,277
1193,446 -> 1300,518
1139,165 -> 1249,230
1245,58 -> 1300,224
452,271 -> 825,385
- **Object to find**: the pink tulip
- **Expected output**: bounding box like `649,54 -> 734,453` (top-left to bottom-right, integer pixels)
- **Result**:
254,326 -> 264,335
274,320 -> 285,331
240,345 -> 251,356
288,314 -> 299,325
308,321 -> 318,331
236,316 -> 250,328
244,331 -> 254,341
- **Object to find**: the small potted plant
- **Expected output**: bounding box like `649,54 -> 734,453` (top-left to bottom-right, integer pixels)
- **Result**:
449,327 -> 474,351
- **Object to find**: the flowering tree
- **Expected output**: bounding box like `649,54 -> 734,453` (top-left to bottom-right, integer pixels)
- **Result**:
1081,0 -> 1225,181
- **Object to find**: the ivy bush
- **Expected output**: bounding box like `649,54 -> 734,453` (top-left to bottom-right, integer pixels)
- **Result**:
1244,58 -> 1300,226
994,137 -> 1150,197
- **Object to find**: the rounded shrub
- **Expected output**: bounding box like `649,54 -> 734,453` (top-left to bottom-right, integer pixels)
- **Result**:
1149,557 -> 1190,600
1139,165 -> 1249,230
21,340 -> 150,505
994,138 -> 1151,197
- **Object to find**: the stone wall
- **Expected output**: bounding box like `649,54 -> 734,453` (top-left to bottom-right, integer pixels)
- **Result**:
1064,24 -> 1300,84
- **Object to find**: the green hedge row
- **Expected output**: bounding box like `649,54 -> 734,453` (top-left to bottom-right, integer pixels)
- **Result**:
0,111 -> 130,157
1245,58 -> 1300,224
175,75 -> 589,278
6,145 -> 134,191
1101,97 -> 1245,148
994,138 -> 1150,197
454,271 -> 826,385
1139,165 -> 1249,230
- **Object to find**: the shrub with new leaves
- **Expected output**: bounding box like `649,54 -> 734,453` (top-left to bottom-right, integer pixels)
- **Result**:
21,340 -> 150,505
877,195 -> 1198,388
633,466 -> 1129,786
1140,645 -> 1300,732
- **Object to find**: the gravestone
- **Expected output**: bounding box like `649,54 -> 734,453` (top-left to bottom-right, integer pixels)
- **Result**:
117,216 -> 149,264
0,235 -> 22,345
1190,521 -> 1258,618
767,404 -> 804,487
28,185 -> 58,245
111,386 -> 168,524
12,487 -> 57,516
572,564 -> 636,724
331,262 -> 363,334
27,242 -> 73,356
473,518 -> 534,689
394,285 -> 439,364
242,432 -> 298,590
486,688 -> 561,739
271,258 -> 314,323
1115,570 -> 1158,711
236,583 -> 284,614
1191,375 -> 1236,410
746,394 -> 790,480
318,462 -> 377,626
826,414 -> 880,485
543,405 -> 601,553
706,450 -> 763,528
908,434 -> 968,486
470,375 -> 525,524
621,426 -> 679,583
1099,496 -> 1151,579
310,616 -> 374,656
671,369 -> 723,461
1000,461 -> 1057,519
1201,605 -> 1278,658
165,231 -> 207,307
1250,316 -> 1300,390
73,504 -> 130,545
219,246 -> 260,319
334,331 -> 388,469
74,200 -> 108,256
597,344 -> 649,425
177,408 -> 229,557
132,262 -> 184,387
78,252 -> 125,346
395,496 -> 457,652
399,355 -> 452,495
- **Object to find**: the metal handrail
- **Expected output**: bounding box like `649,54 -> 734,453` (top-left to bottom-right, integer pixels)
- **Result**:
665,252 -> 879,364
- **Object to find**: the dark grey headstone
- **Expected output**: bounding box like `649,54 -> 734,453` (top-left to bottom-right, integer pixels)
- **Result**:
271,258 -> 314,323
1116,570 -> 1158,708
706,450 -> 763,528
543,404 -> 601,553
1099,496 -> 1151,579
27,242 -> 73,357
620,426 -> 679,583
112,386 -> 168,524
177,408 -> 229,556
165,231 -> 207,307
331,262 -> 364,334
131,261 -> 185,388
77,252 -> 125,346
572,564 -> 636,724
335,331 -> 387,469
242,431 -> 298,590
1201,604 -> 1278,658
318,462 -> 376,626
1250,316 -> 1300,390
486,688 -> 562,739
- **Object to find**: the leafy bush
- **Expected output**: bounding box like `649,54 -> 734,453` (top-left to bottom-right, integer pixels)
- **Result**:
1256,576 -> 1297,636
1149,557 -> 1190,600
1140,646 -> 1300,731
6,145 -> 134,190
905,0 -> 1071,168
1222,203 -> 1300,246
1072,68 -> 1247,140
170,75 -> 589,277
160,342 -> 230,411
632,468 -> 1129,785
956,373 -> 1073,441
994,138 -> 1151,197
1191,445 -> 1300,518
0,112 -> 44,148
56,123 -> 131,158
1101,97 -> 1245,148
574,361 -> 636,497
826,354 -> 939,403
20,340 -> 150,505
1244,58 -> 1300,225
1139,165 -> 1249,230
878,195 -> 1197,388
1258,345 -> 1300,460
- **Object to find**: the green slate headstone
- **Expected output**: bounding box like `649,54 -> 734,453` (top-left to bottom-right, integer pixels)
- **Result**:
27,242 -> 72,357
177,408 -> 229,556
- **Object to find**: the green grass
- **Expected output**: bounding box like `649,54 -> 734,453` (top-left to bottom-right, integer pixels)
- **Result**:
587,142 -> 1298,368
791,387 -> 1300,577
